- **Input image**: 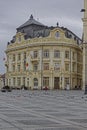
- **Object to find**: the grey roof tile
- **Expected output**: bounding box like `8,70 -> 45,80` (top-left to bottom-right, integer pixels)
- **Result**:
17,14 -> 45,29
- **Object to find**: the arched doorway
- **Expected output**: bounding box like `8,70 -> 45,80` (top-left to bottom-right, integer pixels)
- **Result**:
33,78 -> 38,90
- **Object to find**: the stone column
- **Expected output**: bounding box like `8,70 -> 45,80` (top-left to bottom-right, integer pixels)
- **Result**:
82,0 -> 87,89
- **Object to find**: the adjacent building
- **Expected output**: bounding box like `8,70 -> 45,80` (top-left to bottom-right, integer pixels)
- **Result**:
5,15 -> 83,90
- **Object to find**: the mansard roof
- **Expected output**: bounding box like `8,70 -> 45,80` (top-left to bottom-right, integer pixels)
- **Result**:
17,14 -> 45,29
7,15 -> 82,45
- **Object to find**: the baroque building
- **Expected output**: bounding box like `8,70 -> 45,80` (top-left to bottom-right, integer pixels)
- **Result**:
5,15 -> 83,90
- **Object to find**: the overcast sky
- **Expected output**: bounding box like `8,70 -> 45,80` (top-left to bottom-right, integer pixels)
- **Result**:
0,0 -> 83,74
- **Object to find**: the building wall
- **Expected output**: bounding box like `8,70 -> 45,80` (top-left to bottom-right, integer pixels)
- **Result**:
5,28 -> 83,90
82,0 -> 87,90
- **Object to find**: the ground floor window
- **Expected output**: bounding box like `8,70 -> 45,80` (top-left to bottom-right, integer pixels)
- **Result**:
13,77 -> 16,86
23,77 -> 25,86
43,77 -> 49,86
17,77 -> 21,86
9,79 -> 11,86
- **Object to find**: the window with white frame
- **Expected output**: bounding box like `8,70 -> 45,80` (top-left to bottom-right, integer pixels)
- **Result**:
24,52 -> 26,60
9,79 -> 11,86
72,52 -> 76,60
13,77 -> 16,86
72,63 -> 76,72
43,50 -> 49,58
18,53 -> 21,61
54,50 -> 60,58
33,51 -> 38,58
65,63 -> 69,71
54,63 -> 60,70
34,78 -> 38,87
33,64 -> 38,71
65,51 -> 69,59
43,77 -> 49,86
17,77 -> 21,86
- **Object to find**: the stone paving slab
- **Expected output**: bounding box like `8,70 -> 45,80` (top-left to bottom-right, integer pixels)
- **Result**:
0,90 -> 87,129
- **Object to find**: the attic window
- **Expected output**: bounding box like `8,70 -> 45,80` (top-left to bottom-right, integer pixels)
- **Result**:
55,31 -> 59,38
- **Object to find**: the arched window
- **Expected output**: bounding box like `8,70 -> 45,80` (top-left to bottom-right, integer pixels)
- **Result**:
34,78 -> 38,87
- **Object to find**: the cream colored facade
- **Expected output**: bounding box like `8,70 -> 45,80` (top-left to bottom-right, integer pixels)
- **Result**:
5,26 -> 83,90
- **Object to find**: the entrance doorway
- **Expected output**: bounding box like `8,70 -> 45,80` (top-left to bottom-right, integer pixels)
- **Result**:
33,78 -> 38,89
54,77 -> 60,89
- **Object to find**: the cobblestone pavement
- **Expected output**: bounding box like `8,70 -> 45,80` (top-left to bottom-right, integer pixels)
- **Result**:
0,90 -> 87,130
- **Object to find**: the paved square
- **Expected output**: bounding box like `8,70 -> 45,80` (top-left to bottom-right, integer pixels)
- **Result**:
0,90 -> 87,130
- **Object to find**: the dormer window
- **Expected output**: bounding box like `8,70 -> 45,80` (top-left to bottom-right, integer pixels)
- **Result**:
55,31 -> 59,38
18,36 -> 21,42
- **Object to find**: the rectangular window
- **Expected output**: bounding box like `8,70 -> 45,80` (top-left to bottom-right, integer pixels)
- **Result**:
13,65 -> 15,72
13,77 -> 15,86
23,59 -> 26,71
23,77 -> 25,86
17,77 -> 21,86
65,51 -> 69,59
9,79 -> 11,86
72,52 -> 76,60
65,63 -> 69,71
33,51 -> 38,58
77,64 -> 81,73
43,77 -> 49,86
24,52 -> 26,60
65,77 -> 69,86
43,50 -> 49,58
43,63 -> 49,70
18,53 -> 21,61
72,63 -> 76,72
54,50 -> 60,58
77,53 -> 82,62
33,64 -> 38,71
18,65 -> 21,71
54,63 -> 60,70
13,54 -> 15,61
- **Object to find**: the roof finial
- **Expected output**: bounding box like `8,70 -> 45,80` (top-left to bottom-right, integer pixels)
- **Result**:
57,22 -> 59,27
30,14 -> 33,19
